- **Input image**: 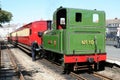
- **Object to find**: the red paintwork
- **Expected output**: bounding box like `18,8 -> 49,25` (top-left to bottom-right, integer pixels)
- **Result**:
64,53 -> 106,63
9,20 -> 106,66
18,36 -> 29,45
11,20 -> 48,46
58,25 -> 63,29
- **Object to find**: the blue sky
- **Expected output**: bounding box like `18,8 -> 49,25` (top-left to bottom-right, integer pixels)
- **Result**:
1,0 -> 120,24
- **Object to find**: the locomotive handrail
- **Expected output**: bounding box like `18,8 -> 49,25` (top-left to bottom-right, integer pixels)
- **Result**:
73,50 -> 95,53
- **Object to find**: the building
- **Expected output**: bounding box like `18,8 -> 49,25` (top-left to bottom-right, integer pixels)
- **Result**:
0,23 -> 22,40
106,18 -> 120,39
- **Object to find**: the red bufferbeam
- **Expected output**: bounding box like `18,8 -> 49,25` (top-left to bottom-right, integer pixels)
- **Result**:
64,53 -> 106,63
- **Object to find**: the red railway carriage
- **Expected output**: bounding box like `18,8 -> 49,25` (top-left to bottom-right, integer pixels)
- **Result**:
10,20 -> 51,47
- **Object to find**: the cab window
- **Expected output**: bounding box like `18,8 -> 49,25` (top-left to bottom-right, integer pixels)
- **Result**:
60,18 -> 65,25
93,14 -> 99,23
76,13 -> 82,22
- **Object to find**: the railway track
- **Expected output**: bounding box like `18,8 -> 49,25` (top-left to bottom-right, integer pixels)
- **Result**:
7,46 -> 25,80
36,57 -> 113,80
15,43 -> 113,80
0,42 -> 25,80
70,71 -> 113,80
37,55 -> 113,80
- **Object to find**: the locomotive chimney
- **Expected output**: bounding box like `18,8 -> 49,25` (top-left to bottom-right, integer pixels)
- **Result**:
47,20 -> 52,30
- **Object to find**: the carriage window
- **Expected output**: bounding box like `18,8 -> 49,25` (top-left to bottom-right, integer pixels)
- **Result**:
76,13 -> 82,22
60,18 -> 65,25
93,14 -> 99,23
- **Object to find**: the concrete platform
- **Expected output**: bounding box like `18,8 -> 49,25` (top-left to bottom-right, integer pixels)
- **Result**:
106,45 -> 120,66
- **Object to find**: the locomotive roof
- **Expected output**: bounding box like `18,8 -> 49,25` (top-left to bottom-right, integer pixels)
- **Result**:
52,7 -> 106,30
56,7 -> 105,13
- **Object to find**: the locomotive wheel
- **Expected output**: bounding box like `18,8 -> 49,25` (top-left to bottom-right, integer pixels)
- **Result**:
99,61 -> 105,70
39,50 -> 45,58
94,61 -> 105,71
45,51 -> 57,62
62,64 -> 73,74
51,53 -> 56,61
45,51 -> 53,60
63,64 -> 69,74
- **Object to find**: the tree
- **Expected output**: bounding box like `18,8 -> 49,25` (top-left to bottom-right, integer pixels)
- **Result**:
0,10 -> 13,27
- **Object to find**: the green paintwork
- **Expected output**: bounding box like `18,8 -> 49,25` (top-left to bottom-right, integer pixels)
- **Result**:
43,7 -> 106,55
43,30 -> 63,54
63,28 -> 105,55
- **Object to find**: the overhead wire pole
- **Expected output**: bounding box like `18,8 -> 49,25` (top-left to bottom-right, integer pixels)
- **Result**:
0,0 -> 1,25
0,1 -> 1,10
0,1 -> 1,70
0,0 -> 2,27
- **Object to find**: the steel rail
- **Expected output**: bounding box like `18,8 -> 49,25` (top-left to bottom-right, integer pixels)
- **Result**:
40,59 -> 87,80
93,72 -> 113,80
70,72 -> 87,80
6,44 -> 25,80
70,71 -> 113,80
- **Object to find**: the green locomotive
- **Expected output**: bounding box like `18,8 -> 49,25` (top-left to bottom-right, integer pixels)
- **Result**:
42,7 -> 106,72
